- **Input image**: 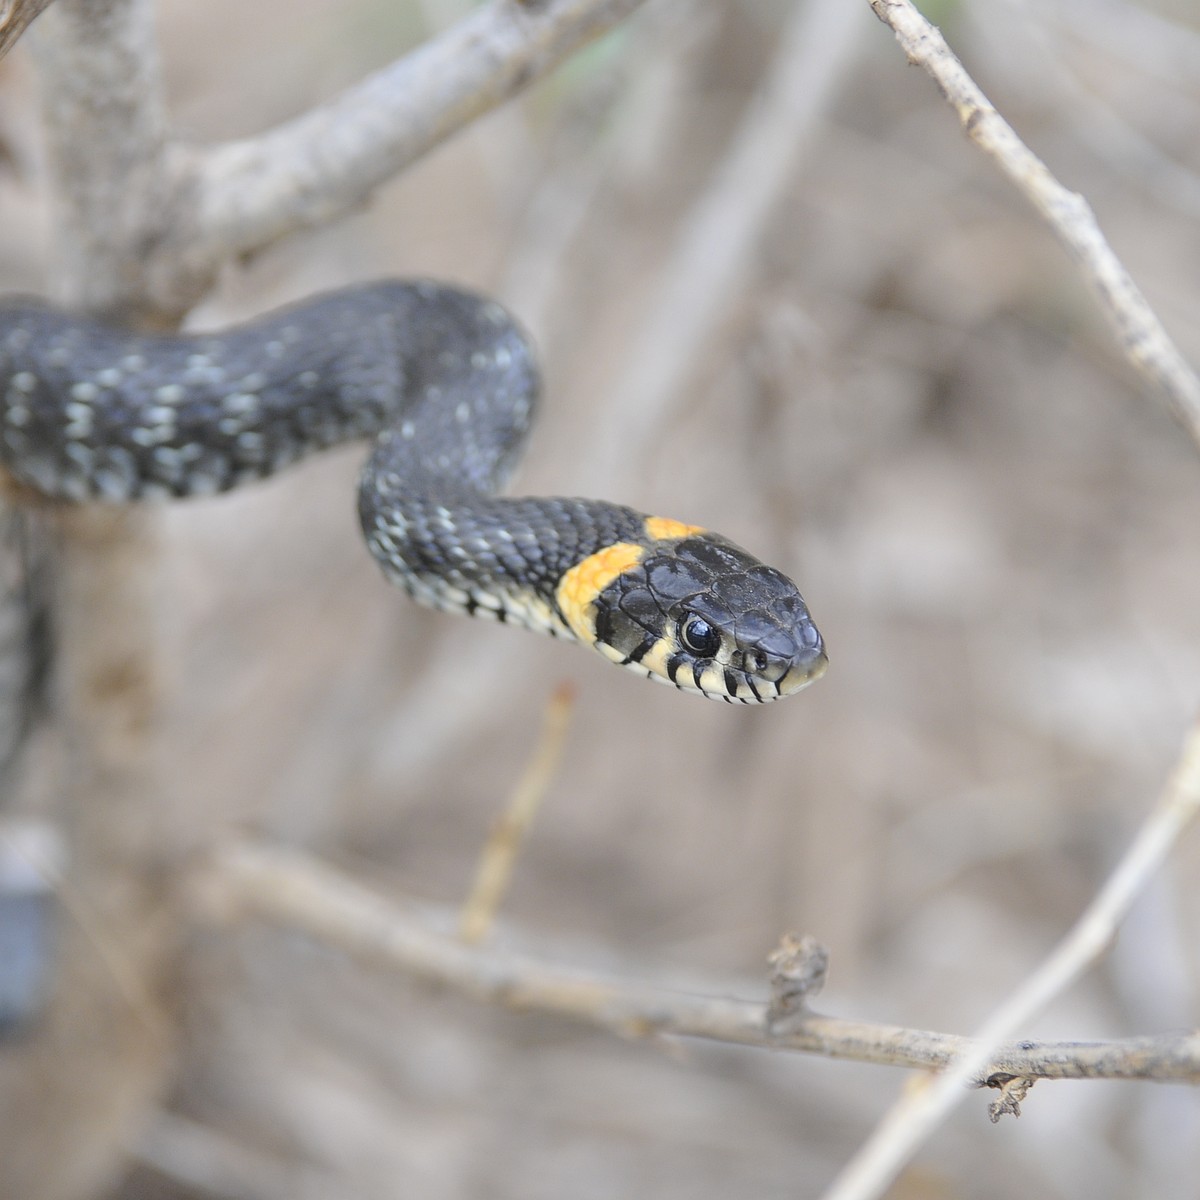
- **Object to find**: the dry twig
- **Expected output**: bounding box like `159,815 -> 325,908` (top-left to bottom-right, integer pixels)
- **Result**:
459,684 -> 575,944
869,0 -> 1200,450
198,840 -> 1200,1085
825,439 -> 1200,1180
0,6 -> 178,1198
820,647 -> 1200,1191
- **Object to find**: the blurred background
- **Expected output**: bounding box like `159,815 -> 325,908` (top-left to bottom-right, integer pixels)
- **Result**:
3,0 -> 1200,1196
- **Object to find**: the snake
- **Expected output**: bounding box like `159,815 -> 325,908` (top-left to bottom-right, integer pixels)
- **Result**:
0,281 -> 826,703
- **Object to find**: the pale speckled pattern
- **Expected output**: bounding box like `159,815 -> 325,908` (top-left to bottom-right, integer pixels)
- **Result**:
0,281 -> 825,700
0,282 -> 427,501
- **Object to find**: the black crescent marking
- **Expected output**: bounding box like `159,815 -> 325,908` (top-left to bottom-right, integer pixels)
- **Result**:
665,650 -> 686,685
626,634 -> 657,666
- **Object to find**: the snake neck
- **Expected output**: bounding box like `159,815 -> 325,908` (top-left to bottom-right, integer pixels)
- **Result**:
358,438 -> 651,641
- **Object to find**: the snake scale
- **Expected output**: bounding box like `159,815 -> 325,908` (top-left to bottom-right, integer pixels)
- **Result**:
0,281 -> 826,703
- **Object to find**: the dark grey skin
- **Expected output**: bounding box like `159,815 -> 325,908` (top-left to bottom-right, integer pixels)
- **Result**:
0,281 -> 825,701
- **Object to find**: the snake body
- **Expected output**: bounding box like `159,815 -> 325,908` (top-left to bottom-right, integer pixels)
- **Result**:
0,281 -> 826,702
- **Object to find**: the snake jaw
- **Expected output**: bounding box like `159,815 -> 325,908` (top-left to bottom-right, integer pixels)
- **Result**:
614,634 -> 826,703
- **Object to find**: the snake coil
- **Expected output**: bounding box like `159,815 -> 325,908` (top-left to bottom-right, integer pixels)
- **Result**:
0,281 -> 825,703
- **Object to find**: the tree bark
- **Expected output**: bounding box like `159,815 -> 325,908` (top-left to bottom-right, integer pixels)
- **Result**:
0,4 -> 195,1198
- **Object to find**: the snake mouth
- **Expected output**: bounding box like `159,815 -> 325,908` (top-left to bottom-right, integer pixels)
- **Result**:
726,643 -> 827,704
776,647 -> 828,697
631,638 -> 827,704
695,652 -> 827,703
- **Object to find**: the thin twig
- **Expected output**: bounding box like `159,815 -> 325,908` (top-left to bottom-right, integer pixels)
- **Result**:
459,683 -> 575,944
197,840 -> 1200,1084
0,0 -> 54,59
869,0 -> 1200,450
820,712 -> 1200,1200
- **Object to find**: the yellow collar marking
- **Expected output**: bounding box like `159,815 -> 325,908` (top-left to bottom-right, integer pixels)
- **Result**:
554,519 -> 706,650
555,541 -> 645,646
643,516 -> 705,541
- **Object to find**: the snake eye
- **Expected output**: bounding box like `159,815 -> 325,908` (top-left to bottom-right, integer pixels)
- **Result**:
679,613 -> 721,658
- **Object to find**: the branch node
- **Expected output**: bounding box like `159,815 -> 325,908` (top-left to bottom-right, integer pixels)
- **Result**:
766,932 -> 828,1029
985,1073 -> 1036,1123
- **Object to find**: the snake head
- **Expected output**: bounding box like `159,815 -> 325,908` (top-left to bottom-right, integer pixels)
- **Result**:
559,529 -> 826,703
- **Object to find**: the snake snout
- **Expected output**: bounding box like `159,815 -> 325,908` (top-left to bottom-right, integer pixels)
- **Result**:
746,616 -> 826,696
727,592 -> 825,691
776,625 -> 827,696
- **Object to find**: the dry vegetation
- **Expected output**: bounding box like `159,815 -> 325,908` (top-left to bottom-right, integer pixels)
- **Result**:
1,0 -> 1199,1197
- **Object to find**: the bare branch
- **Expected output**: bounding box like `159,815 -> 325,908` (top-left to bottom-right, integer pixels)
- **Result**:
0,0 -> 54,59
821,710 -> 1200,1200
198,840 -> 1200,1086
155,0 -> 650,312
868,0 -> 1200,451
